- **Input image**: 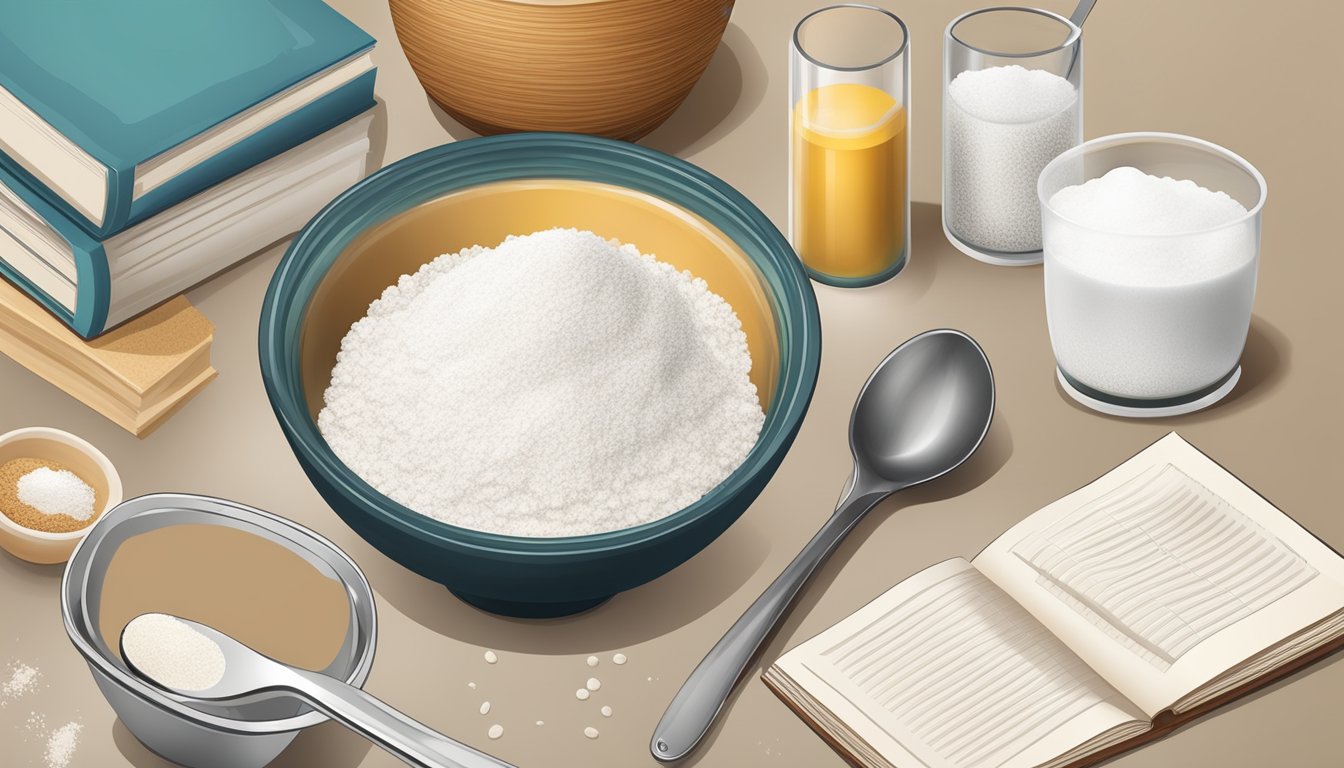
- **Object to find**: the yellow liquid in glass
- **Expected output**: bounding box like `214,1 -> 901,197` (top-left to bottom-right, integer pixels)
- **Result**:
792,83 -> 908,281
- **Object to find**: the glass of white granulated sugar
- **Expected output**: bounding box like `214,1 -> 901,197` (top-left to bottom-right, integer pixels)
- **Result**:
942,6 -> 1082,266
1038,132 -> 1267,418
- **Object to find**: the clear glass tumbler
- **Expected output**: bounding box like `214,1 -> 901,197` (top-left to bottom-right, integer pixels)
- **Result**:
790,4 -> 909,288
1038,132 -> 1267,418
943,6 -> 1082,266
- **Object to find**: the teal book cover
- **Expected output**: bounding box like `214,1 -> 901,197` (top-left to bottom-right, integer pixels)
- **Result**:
0,0 -> 375,237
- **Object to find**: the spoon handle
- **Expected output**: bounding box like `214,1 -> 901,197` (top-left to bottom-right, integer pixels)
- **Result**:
650,487 -> 890,762
289,669 -> 515,768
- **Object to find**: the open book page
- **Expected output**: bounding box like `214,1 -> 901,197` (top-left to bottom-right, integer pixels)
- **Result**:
974,433 -> 1344,717
769,558 -> 1148,768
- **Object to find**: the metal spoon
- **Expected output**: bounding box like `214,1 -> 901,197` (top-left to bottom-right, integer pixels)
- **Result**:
1070,0 -> 1098,28
121,614 -> 514,768
651,329 -> 995,762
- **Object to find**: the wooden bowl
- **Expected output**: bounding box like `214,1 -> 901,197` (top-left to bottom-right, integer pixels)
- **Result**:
389,0 -> 735,140
0,427 -> 122,564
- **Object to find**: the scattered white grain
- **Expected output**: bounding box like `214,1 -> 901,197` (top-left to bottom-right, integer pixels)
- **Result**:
479,701 -> 491,715
612,653 -> 627,665
535,720 -> 545,727
488,724 -> 504,740
318,228 -> 764,537
601,705 -> 613,718
575,688 -> 590,701
2,662 -> 39,699
121,614 -> 226,692
586,656 -> 599,667
585,677 -> 601,692
584,726 -> 600,739
17,468 -> 95,521
484,651 -> 498,664
467,681 -> 476,689
945,65 -> 1079,253
44,721 -> 82,768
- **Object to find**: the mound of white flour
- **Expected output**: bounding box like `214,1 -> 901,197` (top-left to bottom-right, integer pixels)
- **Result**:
319,228 -> 764,537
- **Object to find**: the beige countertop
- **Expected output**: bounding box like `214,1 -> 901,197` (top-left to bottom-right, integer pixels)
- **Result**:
2,1 -> 1341,766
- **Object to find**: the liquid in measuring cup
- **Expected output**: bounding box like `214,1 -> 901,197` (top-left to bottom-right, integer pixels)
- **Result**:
791,83 -> 907,281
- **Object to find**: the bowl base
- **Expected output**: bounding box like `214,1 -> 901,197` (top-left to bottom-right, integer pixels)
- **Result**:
449,589 -> 614,619
1057,365 -> 1241,418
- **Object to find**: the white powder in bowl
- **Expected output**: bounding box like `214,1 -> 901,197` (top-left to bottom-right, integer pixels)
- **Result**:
945,65 -> 1079,253
17,468 -> 95,521
319,228 -> 765,537
1044,166 -> 1257,398
122,614 -> 227,692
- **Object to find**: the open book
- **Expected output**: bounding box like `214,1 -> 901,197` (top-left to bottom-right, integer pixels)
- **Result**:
764,433 -> 1344,768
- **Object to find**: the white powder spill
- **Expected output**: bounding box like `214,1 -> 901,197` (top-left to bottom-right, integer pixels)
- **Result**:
487,724 -> 503,740
319,228 -> 764,538
601,705 -> 613,718
612,653 -> 627,665
479,701 -> 491,715
2,662 -> 40,700
1045,167 -> 1256,398
17,468 -> 95,521
945,65 -> 1079,253
585,677 -> 601,692
483,651 -> 498,664
45,721 -> 82,768
586,656 -> 599,668
575,688 -> 590,701
584,726 -> 600,739
122,614 -> 227,692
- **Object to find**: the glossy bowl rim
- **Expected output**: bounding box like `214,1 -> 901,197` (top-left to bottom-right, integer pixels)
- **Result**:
259,132 -> 822,556
0,426 -> 123,543
60,493 -> 377,735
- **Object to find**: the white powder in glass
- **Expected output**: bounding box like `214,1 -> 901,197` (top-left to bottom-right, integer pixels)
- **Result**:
945,65 -> 1079,253
1044,167 -> 1257,398
320,228 -> 765,537
122,614 -> 227,692
17,468 -> 95,521
45,722 -> 82,768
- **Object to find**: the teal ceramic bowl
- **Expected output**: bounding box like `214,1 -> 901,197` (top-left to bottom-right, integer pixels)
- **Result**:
259,133 -> 820,618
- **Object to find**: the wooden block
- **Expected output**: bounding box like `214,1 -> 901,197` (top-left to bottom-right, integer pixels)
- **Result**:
0,278 -> 216,437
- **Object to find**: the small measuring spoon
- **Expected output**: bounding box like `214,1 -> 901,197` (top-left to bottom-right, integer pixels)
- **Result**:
121,614 -> 514,768
651,329 -> 995,761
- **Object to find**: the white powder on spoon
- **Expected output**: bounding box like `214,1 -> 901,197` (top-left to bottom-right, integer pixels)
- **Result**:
121,614 -> 227,692
320,228 -> 765,537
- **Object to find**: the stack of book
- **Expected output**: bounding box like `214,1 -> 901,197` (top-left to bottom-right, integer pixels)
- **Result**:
0,0 -> 376,430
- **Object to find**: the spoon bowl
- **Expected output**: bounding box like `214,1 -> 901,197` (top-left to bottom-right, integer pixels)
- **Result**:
121,614 -> 513,768
851,330 -> 994,487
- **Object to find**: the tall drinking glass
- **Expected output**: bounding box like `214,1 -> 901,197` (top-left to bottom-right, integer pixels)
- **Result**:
790,5 -> 909,287
943,7 -> 1082,266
